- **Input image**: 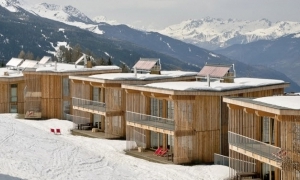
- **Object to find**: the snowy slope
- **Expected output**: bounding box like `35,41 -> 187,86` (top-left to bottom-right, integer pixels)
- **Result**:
0,114 -> 229,180
0,0 -> 21,12
159,17 -> 300,50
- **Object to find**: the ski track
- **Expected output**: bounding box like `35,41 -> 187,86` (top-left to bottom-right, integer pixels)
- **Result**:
0,114 -> 229,180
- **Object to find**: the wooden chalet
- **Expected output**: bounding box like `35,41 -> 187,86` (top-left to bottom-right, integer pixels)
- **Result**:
224,95 -> 300,179
122,76 -> 289,165
69,70 -> 197,139
0,58 -> 25,113
21,56 -> 121,119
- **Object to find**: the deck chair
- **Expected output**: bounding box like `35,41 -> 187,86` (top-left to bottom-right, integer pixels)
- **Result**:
56,128 -> 61,135
158,149 -> 168,156
50,128 -> 55,134
154,147 -> 163,155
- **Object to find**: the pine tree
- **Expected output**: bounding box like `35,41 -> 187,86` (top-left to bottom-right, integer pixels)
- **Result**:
107,57 -> 113,65
120,63 -> 130,73
18,50 -> 25,59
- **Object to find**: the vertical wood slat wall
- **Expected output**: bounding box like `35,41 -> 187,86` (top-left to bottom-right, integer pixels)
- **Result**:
0,80 -> 25,113
70,81 -> 91,121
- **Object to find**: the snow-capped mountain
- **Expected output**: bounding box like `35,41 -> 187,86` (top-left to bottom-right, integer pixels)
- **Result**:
0,0 -> 22,12
27,3 -> 93,24
93,16 -> 119,25
159,17 -> 300,50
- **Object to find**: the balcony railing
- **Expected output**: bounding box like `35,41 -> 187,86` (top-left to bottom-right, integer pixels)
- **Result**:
214,153 -> 256,173
126,111 -> 175,131
229,131 -> 281,163
72,97 -> 106,113
65,113 -> 90,125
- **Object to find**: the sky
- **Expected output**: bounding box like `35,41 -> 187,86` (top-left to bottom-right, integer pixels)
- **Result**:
24,0 -> 300,30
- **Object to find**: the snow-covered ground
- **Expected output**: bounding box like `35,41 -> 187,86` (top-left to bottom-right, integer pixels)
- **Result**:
0,114 -> 229,180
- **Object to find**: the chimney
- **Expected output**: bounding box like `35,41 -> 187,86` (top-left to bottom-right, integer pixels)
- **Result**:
134,67 -> 137,78
207,74 -> 210,87
55,61 -> 57,71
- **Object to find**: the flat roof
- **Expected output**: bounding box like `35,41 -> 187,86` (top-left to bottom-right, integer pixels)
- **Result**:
35,63 -> 120,73
0,67 -> 23,78
89,71 -> 197,80
122,77 -> 289,96
223,96 -> 300,116
145,78 -> 285,91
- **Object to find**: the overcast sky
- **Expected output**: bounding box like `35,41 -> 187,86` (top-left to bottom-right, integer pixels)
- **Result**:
26,0 -> 300,30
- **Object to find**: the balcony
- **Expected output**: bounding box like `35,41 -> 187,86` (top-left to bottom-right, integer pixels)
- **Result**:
72,97 -> 106,115
228,131 -> 282,168
65,114 -> 90,125
126,111 -> 175,133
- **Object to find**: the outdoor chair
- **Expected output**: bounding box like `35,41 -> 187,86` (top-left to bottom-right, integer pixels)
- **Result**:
56,129 -> 61,135
50,128 -> 55,134
154,147 -> 163,155
158,149 -> 168,156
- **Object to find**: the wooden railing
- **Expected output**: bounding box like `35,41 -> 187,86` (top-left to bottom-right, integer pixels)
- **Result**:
229,131 -> 281,163
72,97 -> 106,113
126,111 -> 174,131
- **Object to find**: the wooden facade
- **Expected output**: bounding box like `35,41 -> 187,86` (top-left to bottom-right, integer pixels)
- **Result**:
224,96 -> 300,180
0,75 -> 25,114
123,82 -> 288,165
23,68 -> 121,119
69,74 -> 196,139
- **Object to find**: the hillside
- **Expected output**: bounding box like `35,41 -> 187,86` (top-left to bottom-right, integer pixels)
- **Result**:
215,33 -> 300,89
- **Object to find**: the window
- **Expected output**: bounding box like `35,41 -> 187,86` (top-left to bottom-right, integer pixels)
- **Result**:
62,77 -> 69,96
167,101 -> 174,119
150,98 -> 163,117
93,87 -> 100,101
10,104 -> 17,113
10,84 -> 17,102
262,117 -> 274,144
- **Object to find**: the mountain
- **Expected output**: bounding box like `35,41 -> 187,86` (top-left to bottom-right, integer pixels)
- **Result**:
215,33 -> 300,90
0,0 -> 299,92
159,17 -> 300,50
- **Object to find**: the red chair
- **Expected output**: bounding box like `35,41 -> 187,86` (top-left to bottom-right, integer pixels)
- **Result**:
50,128 -> 55,134
158,149 -> 168,156
154,147 -> 163,155
56,129 -> 61,135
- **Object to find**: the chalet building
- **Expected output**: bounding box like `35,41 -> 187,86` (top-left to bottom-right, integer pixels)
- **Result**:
69,58 -> 197,138
0,58 -> 25,113
1,56 -> 121,119
224,95 -> 300,179
122,64 -> 289,164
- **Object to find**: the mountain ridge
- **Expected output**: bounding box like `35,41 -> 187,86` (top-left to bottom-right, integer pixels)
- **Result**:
159,17 -> 300,50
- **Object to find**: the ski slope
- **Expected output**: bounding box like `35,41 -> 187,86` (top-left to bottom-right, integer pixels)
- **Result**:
0,114 -> 229,180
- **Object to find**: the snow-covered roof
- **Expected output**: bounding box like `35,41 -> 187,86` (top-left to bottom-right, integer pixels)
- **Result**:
254,96 -> 300,110
35,63 -> 120,72
89,71 -> 197,81
144,78 -> 285,91
0,67 -> 23,78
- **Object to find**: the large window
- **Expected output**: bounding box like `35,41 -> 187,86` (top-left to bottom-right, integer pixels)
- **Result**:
93,87 -> 101,101
262,117 -> 274,144
150,98 -> 163,117
10,84 -> 17,102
